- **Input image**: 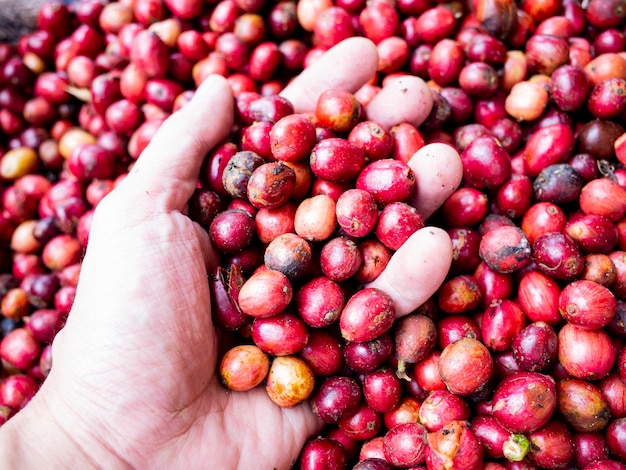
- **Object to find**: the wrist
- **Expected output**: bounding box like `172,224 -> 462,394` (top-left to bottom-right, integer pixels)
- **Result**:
0,380 -> 130,469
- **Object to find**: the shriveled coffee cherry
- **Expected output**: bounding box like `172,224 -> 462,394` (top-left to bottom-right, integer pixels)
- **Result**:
221,150 -> 266,199
210,265 -> 248,332
265,355 -> 315,408
263,232 -> 312,279
246,161 -> 296,209
339,287 -> 395,342
356,159 -> 416,206
219,344 -> 270,392
188,188 -> 223,229
315,88 -> 362,133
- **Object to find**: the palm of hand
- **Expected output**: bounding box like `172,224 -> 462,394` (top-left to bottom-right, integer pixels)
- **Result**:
50,207 -> 318,469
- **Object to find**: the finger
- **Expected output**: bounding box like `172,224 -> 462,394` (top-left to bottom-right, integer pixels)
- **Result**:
365,75 -> 434,130
409,143 -> 463,220
367,227 -> 452,317
117,75 -> 234,212
280,37 -> 379,113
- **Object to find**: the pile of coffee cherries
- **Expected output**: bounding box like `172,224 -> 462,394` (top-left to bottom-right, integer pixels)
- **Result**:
1,0 -> 626,468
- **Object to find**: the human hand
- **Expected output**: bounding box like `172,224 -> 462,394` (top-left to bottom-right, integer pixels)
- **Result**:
0,37 -> 462,469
